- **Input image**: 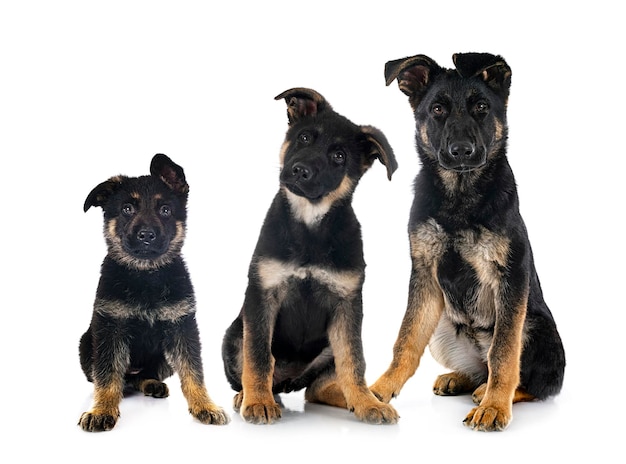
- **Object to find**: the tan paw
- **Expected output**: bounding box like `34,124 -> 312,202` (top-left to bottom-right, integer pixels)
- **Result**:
463,403 -> 511,432
241,401 -> 282,424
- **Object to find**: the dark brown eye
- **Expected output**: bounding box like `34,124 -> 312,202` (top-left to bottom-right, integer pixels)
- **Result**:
159,205 -> 172,217
299,132 -> 312,144
475,101 -> 489,113
121,204 -> 135,216
432,103 -> 445,116
332,151 -> 346,165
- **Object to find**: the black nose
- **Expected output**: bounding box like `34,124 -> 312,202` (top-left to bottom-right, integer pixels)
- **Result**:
137,228 -> 156,243
448,141 -> 475,159
292,162 -> 311,181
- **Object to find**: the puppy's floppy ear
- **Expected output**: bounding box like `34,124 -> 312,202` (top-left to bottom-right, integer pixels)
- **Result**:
384,54 -> 441,109
83,176 -> 126,212
150,153 -> 189,195
453,52 -> 512,101
360,125 -> 398,181
275,87 -> 331,124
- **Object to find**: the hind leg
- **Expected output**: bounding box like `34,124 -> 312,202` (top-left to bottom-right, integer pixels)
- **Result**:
128,376 -> 170,398
305,374 -> 348,409
433,371 -> 478,396
519,312 -> 566,400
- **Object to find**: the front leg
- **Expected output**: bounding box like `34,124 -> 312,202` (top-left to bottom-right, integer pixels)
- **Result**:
464,284 -> 529,432
239,284 -> 282,424
329,298 -> 399,425
370,266 -> 445,402
78,318 -> 128,432
370,225 -> 446,402
166,315 -> 229,425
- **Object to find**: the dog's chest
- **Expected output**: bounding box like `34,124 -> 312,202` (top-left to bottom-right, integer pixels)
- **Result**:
412,219 -> 510,328
255,257 -> 363,350
256,258 -> 362,301
95,258 -> 195,325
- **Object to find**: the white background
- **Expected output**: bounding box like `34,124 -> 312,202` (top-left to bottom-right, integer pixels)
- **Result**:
1,1 -> 623,462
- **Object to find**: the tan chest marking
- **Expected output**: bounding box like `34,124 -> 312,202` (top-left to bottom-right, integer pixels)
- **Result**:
256,257 -> 362,299
94,297 -> 195,325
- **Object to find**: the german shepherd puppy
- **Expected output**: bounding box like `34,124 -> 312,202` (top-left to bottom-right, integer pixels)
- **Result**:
222,88 -> 399,425
370,53 -> 565,431
79,154 -> 229,432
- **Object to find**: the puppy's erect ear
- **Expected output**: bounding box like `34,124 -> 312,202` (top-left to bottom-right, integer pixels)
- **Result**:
360,125 -> 398,181
83,176 -> 126,212
150,153 -> 189,195
384,54 -> 441,109
453,52 -> 512,101
275,87 -> 331,124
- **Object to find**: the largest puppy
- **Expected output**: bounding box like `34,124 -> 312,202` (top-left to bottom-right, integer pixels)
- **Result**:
222,88 -> 399,425
370,53 -> 565,431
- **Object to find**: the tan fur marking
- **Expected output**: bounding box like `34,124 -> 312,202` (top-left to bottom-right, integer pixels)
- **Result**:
79,379 -> 124,431
92,382 -> 124,415
494,119 -> 504,141
240,323 -> 281,423
256,258 -> 362,298
94,297 -> 195,325
465,293 -> 528,431
283,176 -> 354,227
419,124 -> 429,146
328,312 -> 399,424
178,370 -> 229,425
162,334 -> 229,425
305,379 -> 347,408
458,227 -> 510,290
279,140 -> 290,166
409,219 -> 447,269
433,371 -> 476,396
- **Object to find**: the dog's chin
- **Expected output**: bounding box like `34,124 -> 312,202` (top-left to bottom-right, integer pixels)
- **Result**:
282,183 -> 326,202
438,159 -> 486,173
130,249 -> 165,259
437,151 -> 486,173
124,244 -> 170,261
447,165 -> 482,173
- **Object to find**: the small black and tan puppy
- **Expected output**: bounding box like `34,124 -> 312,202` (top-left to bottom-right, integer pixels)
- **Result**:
79,154 -> 229,432
370,53 -> 566,431
222,88 -> 399,425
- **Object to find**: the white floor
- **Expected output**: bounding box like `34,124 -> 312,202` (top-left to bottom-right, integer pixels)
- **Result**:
18,345 -> 611,463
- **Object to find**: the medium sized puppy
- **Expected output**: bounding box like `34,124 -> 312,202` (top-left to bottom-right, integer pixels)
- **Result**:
79,154 -> 229,432
370,53 -> 566,431
222,88 -> 399,425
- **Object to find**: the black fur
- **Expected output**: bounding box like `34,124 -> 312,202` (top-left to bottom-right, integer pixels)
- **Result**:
371,53 -> 565,431
78,154 -> 228,432
222,88 -> 400,425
